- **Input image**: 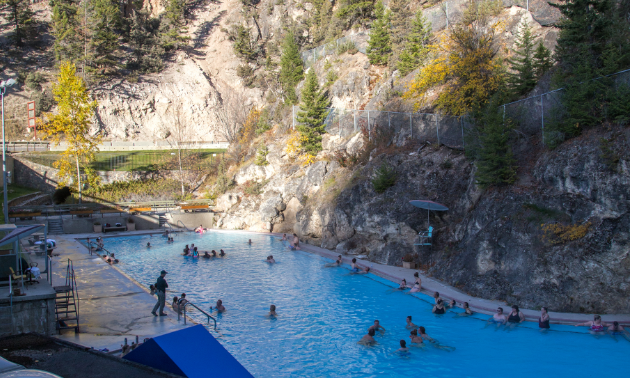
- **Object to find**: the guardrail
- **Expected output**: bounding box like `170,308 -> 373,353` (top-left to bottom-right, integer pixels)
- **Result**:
179,301 -> 217,329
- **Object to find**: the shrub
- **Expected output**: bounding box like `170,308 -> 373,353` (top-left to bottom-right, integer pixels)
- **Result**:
25,72 -> 46,91
541,222 -> 591,245
237,64 -> 255,87
255,145 -> 269,166
53,186 -> 72,204
242,180 -> 267,196
336,40 -> 358,55
372,163 -> 397,193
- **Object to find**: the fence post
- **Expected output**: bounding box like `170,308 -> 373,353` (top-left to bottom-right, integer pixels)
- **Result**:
353,110 -> 357,132
409,113 -> 412,137
292,105 -> 295,130
460,117 -> 465,149
435,113 -> 440,145
541,94 -> 545,146
367,110 -> 371,141
388,112 -> 391,130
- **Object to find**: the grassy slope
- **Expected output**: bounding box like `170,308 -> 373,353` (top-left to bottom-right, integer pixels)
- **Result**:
1,184 -> 40,224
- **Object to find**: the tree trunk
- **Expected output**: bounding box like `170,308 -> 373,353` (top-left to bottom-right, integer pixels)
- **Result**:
76,155 -> 82,204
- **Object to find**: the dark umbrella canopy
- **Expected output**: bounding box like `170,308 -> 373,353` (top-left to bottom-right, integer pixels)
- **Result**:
409,200 -> 449,228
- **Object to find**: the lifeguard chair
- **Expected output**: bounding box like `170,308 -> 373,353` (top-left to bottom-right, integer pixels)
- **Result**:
409,200 -> 448,246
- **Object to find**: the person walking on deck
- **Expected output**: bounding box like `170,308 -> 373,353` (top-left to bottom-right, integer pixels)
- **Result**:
152,270 -> 169,316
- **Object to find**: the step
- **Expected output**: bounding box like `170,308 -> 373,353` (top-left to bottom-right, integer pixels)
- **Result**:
57,317 -> 78,322
55,310 -> 77,314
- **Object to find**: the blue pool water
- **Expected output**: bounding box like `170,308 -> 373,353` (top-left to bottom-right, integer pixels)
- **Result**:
85,232 -> 628,377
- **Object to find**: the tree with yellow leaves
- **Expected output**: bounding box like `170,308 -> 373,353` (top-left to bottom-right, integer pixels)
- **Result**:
39,61 -> 100,203
404,1 -> 504,116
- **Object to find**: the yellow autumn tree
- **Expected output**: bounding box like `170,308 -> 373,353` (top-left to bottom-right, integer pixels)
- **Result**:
404,1 -> 505,115
39,61 -> 100,202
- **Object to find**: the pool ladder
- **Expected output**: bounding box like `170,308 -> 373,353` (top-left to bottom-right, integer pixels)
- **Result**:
179,301 -> 217,330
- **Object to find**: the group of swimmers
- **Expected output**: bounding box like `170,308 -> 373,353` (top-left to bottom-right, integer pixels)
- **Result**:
358,319 -> 455,352
279,233 -> 301,250
182,244 -> 226,258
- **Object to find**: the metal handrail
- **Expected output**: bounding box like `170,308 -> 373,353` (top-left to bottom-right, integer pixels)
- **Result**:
179,301 -> 217,329
9,199 -> 215,215
177,220 -> 192,231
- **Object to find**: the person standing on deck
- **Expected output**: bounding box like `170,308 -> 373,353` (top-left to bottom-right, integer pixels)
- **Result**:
152,270 -> 169,316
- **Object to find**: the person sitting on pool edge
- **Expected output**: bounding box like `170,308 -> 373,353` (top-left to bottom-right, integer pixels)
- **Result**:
432,299 -> 446,314
369,320 -> 386,333
211,250 -> 217,257
177,293 -> 188,312
507,305 -> 525,324
397,340 -> 409,352
409,329 -> 423,344
212,299 -> 226,313
409,281 -> 421,293
269,304 -> 277,316
575,315 -> 608,332
489,307 -> 507,325
413,272 -> 421,288
405,316 -> 417,330
219,249 -> 226,257
358,328 -> 377,345
290,234 -> 300,250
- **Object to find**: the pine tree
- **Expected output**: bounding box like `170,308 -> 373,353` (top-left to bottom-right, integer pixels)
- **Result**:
233,25 -> 256,62
279,32 -> 304,104
296,70 -> 330,155
532,41 -> 552,79
396,10 -> 431,76
87,0 -> 121,72
388,0 -> 411,66
51,0 -> 83,64
128,9 -> 164,73
160,0 -> 189,51
507,20 -> 537,96
1,0 -> 35,46
366,1 -> 390,66
335,0 -> 375,28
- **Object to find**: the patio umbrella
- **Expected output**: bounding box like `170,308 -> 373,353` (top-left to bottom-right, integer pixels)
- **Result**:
409,200 -> 449,228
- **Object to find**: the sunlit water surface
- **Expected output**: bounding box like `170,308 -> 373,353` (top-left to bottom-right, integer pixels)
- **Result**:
83,232 -> 629,377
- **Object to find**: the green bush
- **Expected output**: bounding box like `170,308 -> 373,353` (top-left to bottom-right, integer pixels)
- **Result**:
372,163 -> 397,193
237,64 -> 255,87
25,72 -> 46,91
84,179 -> 184,202
255,145 -> 269,166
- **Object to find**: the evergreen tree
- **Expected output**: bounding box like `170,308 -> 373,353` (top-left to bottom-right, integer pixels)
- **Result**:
1,0 -> 35,46
335,0 -> 375,28
51,0 -> 83,64
160,0 -> 189,51
388,0 -> 411,65
128,9 -> 164,73
366,1 -> 390,66
87,0 -> 121,72
233,25 -> 256,62
396,10 -> 431,76
473,97 -> 516,188
296,70 -> 330,155
279,32 -> 304,104
507,20 -> 537,96
532,41 -> 552,79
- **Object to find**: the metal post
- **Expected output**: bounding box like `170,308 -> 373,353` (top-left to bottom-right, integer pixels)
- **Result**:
541,95 -> 545,146
410,113 -> 412,137
353,110 -> 357,132
435,113 -> 440,145
1,88 -> 8,224
367,110 -> 371,141
292,105 -> 295,130
461,117 -> 465,149
388,112 -> 391,130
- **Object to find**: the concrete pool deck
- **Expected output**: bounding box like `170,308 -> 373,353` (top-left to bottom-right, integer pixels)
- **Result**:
47,228 -> 629,351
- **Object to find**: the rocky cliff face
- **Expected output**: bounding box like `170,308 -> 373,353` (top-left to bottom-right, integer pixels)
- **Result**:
215,124 -> 630,314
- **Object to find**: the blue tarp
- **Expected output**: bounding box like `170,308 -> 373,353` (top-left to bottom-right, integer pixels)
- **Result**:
123,325 -> 254,378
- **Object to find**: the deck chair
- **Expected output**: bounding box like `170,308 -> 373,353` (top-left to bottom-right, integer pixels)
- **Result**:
9,267 -> 27,281
414,226 -> 434,246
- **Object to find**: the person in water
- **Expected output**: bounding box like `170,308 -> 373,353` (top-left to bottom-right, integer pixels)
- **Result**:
409,329 -> 423,344
281,234 -> 288,241
405,316 -> 417,330
539,307 -> 550,329
202,251 -> 211,258
192,247 -> 199,258
177,293 -> 188,312
182,245 -> 190,256
489,307 -> 507,325
399,279 -> 408,290
507,305 -> 525,324
355,266 -> 370,274
413,272 -> 421,289
358,328 -> 377,345
269,304 -> 277,316
409,281 -> 421,293
213,299 -> 226,313
350,258 -> 360,272
211,250 -> 217,257
397,340 -> 409,352
335,255 -> 343,265
267,255 -> 276,263
433,291 -> 441,304
432,299 -> 446,314
171,296 -> 179,312
575,315 -> 607,332
462,302 -> 473,316
195,225 -> 204,233
248,239 -> 252,245
418,326 -> 434,342
448,299 -> 457,309
146,242 -> 151,248
291,234 -> 300,250
220,249 -> 226,257
369,320 -> 386,333
607,321 -> 626,335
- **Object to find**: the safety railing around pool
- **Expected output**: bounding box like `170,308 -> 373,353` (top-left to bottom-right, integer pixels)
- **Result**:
179,301 -> 217,330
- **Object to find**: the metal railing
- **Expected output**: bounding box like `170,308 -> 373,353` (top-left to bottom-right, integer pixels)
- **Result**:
177,220 -> 193,232
179,301 -> 217,329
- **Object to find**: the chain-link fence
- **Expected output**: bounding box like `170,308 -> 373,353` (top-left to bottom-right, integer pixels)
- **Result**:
301,33 -> 369,69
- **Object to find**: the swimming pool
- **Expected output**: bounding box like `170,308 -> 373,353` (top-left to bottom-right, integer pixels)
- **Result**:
85,232 -> 628,377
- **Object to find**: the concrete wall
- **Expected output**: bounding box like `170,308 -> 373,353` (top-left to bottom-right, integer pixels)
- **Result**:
0,297 -> 56,337
168,213 -> 214,229
0,157 -> 14,187
13,156 -> 60,192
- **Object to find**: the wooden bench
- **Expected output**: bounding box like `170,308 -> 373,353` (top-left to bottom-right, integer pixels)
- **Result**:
70,210 -> 94,218
103,226 -> 127,233
9,212 -> 42,221
100,208 -> 125,217
129,207 -> 152,214
180,205 -> 210,212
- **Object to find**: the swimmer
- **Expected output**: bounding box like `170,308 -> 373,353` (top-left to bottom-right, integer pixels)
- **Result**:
202,251 -> 211,258
269,304 -> 277,316
335,255 -> 342,265
432,291 -> 441,304
358,328 -> 377,345
248,239 -> 252,245
195,225 -> 205,233
575,315 -> 608,333
409,329 -> 423,344
162,230 -> 169,237
409,281 -> 421,293
147,242 -> 151,248
488,307 -> 507,325
355,266 -> 370,274
192,247 -> 199,258
397,340 -> 409,352
291,233 -> 300,250
420,326 -> 455,351
538,307 -> 550,330
432,299 -> 446,314
507,305 -> 525,325
447,299 -> 457,309
220,249 -> 226,257
182,245 -> 190,256
281,234 -> 288,241
459,302 -> 473,316
405,316 -> 418,330
267,255 -> 276,263
418,326 -> 434,342
368,320 -> 386,333
325,255 -> 343,267
212,299 -> 226,313
350,258 -> 360,273
398,279 -> 408,290
608,321 -> 625,334
211,250 -> 217,257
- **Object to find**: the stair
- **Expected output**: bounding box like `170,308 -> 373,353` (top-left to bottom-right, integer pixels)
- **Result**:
54,259 -> 79,334
159,214 -> 168,227
48,218 -> 64,234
